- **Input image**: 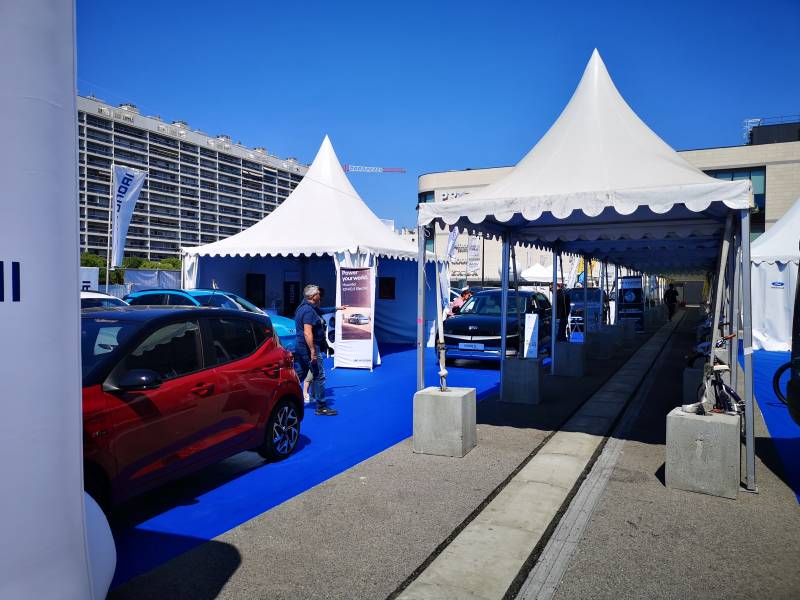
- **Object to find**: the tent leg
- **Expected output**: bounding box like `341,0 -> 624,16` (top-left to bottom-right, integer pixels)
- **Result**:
710,214 -> 734,375
583,255 -> 588,335
551,249 -> 558,372
499,234 -> 510,399
614,264 -> 619,324
416,225 -> 426,392
731,240 -> 742,393
740,210 -> 756,492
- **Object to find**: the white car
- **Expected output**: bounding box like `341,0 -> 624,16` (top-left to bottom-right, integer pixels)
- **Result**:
80,291 -> 129,309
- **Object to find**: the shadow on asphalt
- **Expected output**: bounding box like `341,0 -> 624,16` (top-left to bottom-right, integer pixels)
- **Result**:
108,532 -> 241,599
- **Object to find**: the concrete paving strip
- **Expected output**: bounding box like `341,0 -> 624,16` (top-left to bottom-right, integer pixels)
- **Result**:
396,318 -> 680,600
516,335 -> 677,600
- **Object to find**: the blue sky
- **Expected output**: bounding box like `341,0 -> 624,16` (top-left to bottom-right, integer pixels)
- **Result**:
77,0 -> 799,228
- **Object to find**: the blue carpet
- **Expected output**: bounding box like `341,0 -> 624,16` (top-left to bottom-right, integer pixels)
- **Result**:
110,346 -> 499,587
749,350 -> 800,504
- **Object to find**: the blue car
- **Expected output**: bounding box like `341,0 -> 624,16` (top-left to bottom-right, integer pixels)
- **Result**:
123,288 -> 297,351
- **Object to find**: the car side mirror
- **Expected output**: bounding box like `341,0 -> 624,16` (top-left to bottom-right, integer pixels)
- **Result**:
105,369 -> 163,393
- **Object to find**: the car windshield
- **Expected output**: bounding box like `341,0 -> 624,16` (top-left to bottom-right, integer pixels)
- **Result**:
81,297 -> 126,309
81,317 -> 143,383
459,293 -> 529,315
195,292 -> 239,310
224,293 -> 264,314
568,288 -> 605,303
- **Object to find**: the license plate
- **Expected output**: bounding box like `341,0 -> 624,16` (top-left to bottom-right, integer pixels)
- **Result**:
459,342 -> 484,350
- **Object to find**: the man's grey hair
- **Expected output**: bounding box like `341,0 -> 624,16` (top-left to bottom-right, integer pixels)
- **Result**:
303,284 -> 320,299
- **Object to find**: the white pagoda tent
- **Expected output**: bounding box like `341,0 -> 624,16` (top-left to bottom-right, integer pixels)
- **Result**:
182,135 -> 435,349
751,197 -> 800,351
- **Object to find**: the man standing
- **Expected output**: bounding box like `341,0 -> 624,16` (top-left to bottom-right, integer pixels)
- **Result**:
552,283 -> 571,341
664,283 -> 679,320
449,286 -> 473,316
294,284 -> 346,416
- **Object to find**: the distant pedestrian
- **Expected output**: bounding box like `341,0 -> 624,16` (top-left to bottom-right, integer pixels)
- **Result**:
664,283 -> 679,320
551,283 -> 571,341
294,284 -> 345,416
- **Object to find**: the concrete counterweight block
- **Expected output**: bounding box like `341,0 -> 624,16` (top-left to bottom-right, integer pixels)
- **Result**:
413,387 -> 476,457
553,342 -> 585,377
601,324 -> 623,348
585,331 -> 612,360
666,407 -> 741,499
501,356 -> 544,404
682,367 -> 704,406
621,319 -> 636,341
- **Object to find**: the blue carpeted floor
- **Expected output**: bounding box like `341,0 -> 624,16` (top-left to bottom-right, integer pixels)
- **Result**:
110,346 -> 499,587
750,350 -> 800,504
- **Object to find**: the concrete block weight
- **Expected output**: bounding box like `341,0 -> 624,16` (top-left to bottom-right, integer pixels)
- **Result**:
413,387 -> 476,457
553,342 -> 585,377
665,407 -> 740,499
501,357 -> 544,404
682,367 -> 703,406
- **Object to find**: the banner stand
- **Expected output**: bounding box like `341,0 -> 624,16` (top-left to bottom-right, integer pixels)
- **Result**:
334,252 -> 379,369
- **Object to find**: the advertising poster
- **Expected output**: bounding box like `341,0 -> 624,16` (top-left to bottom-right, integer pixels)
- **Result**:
524,313 -> 539,358
618,275 -> 644,331
335,266 -> 376,368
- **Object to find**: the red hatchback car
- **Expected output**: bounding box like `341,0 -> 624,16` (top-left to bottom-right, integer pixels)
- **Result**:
81,306 -> 303,507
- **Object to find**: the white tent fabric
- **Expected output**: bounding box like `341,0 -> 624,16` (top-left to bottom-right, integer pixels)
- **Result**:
182,135 -> 418,263
521,263 -> 553,282
181,136 -> 436,347
751,198 -> 800,351
418,50 -> 751,274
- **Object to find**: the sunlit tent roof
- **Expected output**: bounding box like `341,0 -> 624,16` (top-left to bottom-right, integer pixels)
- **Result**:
418,50 -> 752,274
751,197 -> 800,265
183,135 -> 419,260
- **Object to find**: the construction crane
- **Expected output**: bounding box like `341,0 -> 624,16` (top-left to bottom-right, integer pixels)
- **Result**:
342,164 -> 406,174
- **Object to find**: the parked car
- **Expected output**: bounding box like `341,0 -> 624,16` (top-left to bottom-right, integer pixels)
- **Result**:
81,306 -> 303,508
568,287 -> 610,332
81,291 -> 128,309
346,313 -> 370,325
124,288 -> 297,351
443,289 -> 552,362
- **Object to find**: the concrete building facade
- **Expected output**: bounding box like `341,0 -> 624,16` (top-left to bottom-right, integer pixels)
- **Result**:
78,96 -> 308,261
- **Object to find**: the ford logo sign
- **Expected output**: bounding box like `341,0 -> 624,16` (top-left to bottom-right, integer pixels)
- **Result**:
770,281 -> 785,288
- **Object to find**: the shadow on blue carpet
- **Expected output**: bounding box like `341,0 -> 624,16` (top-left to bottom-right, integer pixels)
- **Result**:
110,346 -> 499,587
747,349 -> 800,504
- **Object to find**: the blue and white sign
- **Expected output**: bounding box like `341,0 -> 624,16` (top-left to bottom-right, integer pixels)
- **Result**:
110,166 -> 146,268
770,281 -> 785,289
524,313 -> 539,358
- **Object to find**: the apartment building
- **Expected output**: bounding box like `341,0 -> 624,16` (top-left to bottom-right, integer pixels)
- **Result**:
78,96 -> 308,261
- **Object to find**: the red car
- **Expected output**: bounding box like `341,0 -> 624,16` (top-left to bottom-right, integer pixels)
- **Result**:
81,306 -> 303,507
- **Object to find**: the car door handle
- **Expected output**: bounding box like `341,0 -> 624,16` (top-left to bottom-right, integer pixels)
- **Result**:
190,382 -> 214,396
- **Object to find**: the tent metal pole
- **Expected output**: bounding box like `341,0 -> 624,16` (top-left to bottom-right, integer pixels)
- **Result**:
583,255 -> 589,337
551,248 -> 558,373
499,233 -> 510,399
709,214 -> 734,376
740,210 -> 756,491
731,233 -> 742,394
416,224 -> 426,392
726,222 -> 738,369
614,264 -> 619,325
601,261 -> 607,323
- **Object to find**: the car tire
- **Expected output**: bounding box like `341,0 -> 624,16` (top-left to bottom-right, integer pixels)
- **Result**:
258,398 -> 301,461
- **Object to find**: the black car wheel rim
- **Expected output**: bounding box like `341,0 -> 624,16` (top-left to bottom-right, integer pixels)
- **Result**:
272,405 -> 299,455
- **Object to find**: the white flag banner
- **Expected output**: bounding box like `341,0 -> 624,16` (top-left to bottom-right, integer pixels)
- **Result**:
445,227 -> 459,261
110,166 -> 146,267
467,235 -> 481,275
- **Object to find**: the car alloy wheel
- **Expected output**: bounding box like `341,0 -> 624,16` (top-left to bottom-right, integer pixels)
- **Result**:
271,403 -> 299,456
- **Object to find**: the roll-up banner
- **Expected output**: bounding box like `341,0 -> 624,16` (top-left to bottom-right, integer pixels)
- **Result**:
618,275 -> 644,331
335,266 -> 376,369
110,166 -> 146,268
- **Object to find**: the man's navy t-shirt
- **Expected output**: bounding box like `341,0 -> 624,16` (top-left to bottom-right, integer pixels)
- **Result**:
294,300 -> 325,354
